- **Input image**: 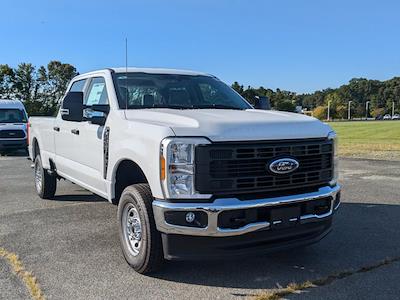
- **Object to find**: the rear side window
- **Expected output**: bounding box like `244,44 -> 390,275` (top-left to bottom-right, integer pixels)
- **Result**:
69,79 -> 86,92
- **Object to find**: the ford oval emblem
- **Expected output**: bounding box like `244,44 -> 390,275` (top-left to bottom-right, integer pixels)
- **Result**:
269,158 -> 299,175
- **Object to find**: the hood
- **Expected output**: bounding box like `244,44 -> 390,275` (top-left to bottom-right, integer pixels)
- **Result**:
0,123 -> 27,132
124,109 -> 332,142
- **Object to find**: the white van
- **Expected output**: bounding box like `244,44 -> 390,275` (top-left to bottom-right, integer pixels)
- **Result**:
0,100 -> 29,154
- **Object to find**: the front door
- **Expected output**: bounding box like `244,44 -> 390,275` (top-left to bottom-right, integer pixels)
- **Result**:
70,77 -> 110,195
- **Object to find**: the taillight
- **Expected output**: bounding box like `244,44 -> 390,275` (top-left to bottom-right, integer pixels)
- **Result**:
27,122 -> 30,146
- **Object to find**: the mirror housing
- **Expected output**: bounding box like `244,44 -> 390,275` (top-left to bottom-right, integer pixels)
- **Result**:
86,104 -> 109,126
90,115 -> 107,126
91,104 -> 110,114
254,96 -> 271,110
61,92 -> 84,122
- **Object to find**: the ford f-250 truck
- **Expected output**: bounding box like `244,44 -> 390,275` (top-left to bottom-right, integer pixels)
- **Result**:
29,68 -> 340,274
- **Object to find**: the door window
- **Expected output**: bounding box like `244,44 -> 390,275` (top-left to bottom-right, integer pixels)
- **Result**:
83,77 -> 109,120
85,77 -> 109,106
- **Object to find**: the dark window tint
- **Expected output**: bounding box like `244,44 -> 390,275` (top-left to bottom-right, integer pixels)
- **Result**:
113,73 -> 251,110
0,109 -> 27,123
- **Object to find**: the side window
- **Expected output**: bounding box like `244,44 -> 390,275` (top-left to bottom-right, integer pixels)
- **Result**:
85,77 -> 109,106
69,79 -> 86,92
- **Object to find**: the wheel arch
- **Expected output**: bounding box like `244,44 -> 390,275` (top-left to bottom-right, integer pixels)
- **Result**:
111,159 -> 151,205
32,138 -> 40,159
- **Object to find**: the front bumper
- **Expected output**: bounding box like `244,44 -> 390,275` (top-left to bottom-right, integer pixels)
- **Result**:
0,139 -> 27,150
152,185 -> 341,237
161,218 -> 333,260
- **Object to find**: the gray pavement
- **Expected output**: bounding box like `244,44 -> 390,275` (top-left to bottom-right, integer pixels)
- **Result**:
0,153 -> 399,299
0,259 -> 30,300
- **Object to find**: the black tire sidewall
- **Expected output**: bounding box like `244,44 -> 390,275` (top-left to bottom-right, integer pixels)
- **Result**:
118,187 -> 151,271
34,155 -> 56,199
34,155 -> 45,197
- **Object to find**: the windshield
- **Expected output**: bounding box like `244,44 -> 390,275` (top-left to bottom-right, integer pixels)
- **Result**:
0,109 -> 27,123
113,73 -> 252,110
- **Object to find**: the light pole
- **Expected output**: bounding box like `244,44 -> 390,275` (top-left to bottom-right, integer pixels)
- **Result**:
327,100 -> 331,121
348,101 -> 352,120
393,101 -> 395,117
365,101 -> 370,120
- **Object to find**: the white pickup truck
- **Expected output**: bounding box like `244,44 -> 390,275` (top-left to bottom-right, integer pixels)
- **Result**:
29,68 -> 340,274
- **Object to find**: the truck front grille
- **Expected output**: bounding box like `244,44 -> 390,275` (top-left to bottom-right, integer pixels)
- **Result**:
195,138 -> 333,196
0,130 -> 25,139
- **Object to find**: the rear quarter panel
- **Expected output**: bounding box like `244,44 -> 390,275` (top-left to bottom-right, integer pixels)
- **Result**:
29,117 -> 56,169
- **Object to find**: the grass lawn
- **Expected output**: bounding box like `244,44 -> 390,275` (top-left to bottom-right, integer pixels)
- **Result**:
329,121 -> 400,160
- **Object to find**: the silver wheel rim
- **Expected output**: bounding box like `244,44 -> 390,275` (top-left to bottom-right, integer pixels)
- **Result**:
35,161 -> 42,193
122,204 -> 142,256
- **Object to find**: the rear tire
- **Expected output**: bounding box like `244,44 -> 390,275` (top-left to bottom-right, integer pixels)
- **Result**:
34,155 -> 57,199
118,184 -> 164,274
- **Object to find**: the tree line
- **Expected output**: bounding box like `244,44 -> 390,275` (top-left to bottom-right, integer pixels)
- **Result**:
1,60 -> 399,119
232,77 -> 400,119
0,61 -> 78,116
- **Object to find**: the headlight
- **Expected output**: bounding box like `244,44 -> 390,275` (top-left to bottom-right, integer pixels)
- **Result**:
160,137 -> 212,199
328,131 -> 339,186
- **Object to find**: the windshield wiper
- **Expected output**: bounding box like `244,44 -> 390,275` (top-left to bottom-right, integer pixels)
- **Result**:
193,104 -> 244,110
129,104 -> 192,110
129,104 -> 245,110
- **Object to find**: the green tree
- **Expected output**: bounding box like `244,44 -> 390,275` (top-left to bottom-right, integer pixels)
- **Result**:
13,63 -> 40,113
313,106 -> 327,120
371,107 -> 385,118
37,61 -> 78,115
0,64 -> 15,98
275,99 -> 296,112
231,81 -> 243,94
0,61 -> 78,115
335,105 -> 347,119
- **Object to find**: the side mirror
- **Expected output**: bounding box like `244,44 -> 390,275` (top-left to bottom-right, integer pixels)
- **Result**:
85,104 -> 109,126
254,96 -> 271,110
61,92 -> 83,122
91,104 -> 110,114
90,115 -> 107,126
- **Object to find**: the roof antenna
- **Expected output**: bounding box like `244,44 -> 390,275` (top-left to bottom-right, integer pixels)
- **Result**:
125,38 -> 128,110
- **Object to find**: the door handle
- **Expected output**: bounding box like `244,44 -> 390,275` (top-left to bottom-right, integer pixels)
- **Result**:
53,126 -> 60,132
71,129 -> 80,135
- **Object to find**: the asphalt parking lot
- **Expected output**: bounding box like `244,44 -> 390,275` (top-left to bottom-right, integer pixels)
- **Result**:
1,154 -> 399,300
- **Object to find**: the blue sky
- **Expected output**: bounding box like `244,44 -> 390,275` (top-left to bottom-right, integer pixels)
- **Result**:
1,0 -> 400,93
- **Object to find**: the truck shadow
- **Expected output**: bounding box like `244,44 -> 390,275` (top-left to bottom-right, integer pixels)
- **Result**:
150,202 -> 400,290
51,194 -> 106,202
0,149 -> 29,157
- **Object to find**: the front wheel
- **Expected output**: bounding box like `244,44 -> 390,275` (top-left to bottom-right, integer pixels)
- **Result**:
118,184 -> 164,274
34,155 -> 57,199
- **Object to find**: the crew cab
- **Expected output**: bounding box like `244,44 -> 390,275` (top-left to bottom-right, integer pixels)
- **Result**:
0,99 -> 29,154
29,68 -> 340,274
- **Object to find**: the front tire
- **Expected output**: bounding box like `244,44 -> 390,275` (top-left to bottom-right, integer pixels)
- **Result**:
118,184 -> 164,274
34,155 -> 57,199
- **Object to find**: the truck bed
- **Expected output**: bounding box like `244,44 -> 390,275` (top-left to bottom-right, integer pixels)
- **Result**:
29,116 -> 56,162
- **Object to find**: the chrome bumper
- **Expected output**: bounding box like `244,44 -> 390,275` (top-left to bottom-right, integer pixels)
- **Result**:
152,185 -> 341,237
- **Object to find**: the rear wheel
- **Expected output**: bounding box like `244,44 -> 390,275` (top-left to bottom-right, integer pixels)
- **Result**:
34,155 -> 57,199
118,184 -> 164,274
